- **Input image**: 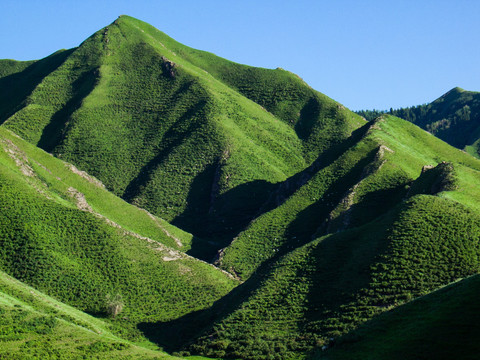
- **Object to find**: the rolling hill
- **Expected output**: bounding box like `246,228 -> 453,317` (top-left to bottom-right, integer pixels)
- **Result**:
156,116 -> 480,359
1,15 -> 480,360
0,270 -> 184,359
0,125 -> 237,354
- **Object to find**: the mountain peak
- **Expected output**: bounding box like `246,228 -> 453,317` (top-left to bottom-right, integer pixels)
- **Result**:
448,86 -> 465,94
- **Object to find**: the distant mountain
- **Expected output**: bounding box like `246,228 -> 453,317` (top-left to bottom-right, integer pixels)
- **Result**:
2,15 -> 480,360
356,87 -> 480,158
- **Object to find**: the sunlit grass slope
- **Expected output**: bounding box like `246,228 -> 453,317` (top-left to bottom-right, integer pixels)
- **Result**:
0,271 -> 184,359
1,15 -> 364,260
0,127 -> 237,343
180,116 -> 480,359
318,274 -> 480,360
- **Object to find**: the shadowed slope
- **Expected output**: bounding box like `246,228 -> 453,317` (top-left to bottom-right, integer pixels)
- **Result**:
0,49 -> 74,125
318,274 -> 480,360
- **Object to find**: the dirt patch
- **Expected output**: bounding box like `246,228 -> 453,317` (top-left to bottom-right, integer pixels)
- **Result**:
65,187 -> 187,262
142,209 -> 183,247
1,138 -> 35,177
67,187 -> 94,212
66,164 -> 105,188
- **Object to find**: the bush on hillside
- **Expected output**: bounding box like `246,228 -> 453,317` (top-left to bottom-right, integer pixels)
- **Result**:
105,293 -> 124,318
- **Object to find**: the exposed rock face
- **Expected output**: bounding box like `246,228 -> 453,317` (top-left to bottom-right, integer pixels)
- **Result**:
161,56 -> 176,78
422,164 -> 435,173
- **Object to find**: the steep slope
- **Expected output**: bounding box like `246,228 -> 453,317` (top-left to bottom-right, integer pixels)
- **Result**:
0,50 -> 73,126
1,15 -> 364,260
357,87 -> 480,158
0,127 -> 237,343
3,16 -> 480,360
217,115 -> 480,279
0,271 -> 183,359
155,116 -> 480,359
318,274 -> 480,360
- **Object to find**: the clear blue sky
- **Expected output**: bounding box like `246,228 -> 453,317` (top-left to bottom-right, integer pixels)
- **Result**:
1,0 -> 479,110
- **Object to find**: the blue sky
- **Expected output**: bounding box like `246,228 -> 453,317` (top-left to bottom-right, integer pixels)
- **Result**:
1,0 -> 479,110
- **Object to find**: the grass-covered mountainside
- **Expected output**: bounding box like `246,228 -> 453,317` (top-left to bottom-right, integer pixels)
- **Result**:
0,126 -> 236,355
357,87 -> 480,158
318,274 -> 480,360
158,116 -> 480,359
2,15 -> 480,360
0,15 -> 363,261
0,270 -> 184,359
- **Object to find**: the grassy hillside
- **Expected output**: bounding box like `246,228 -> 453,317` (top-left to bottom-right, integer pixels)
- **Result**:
1,15 -> 363,261
357,87 -> 480,158
0,126 -> 237,345
0,270 -> 185,359
218,115 -> 480,279
2,15 -> 480,360
318,274 -> 480,360
162,116 -> 480,359
0,51 -> 73,126
175,195 -> 480,360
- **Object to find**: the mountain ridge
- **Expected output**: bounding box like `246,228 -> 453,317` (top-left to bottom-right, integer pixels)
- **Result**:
1,15 -> 480,360
1,15 -> 364,261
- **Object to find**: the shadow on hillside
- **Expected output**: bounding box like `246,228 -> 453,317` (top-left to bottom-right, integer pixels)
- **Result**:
138,191 -> 402,356
0,49 -> 75,125
295,96 -> 343,141
174,121 -> 374,262
298,216 -> 395,340
278,149 -> 378,256
137,259 -> 275,353
122,94 -> 208,202
37,68 -> 99,152
144,148 -> 435,356
295,96 -> 321,140
173,173 -> 277,261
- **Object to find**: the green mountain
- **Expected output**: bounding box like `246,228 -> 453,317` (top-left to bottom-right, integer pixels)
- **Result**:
2,15 -> 480,360
158,116 -> 480,359
0,15 -> 363,261
356,87 -> 480,158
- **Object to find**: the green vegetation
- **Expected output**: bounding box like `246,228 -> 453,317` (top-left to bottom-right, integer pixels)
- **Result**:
2,15 -> 480,360
176,116 -> 480,359
1,15 -> 363,261
357,87 -> 480,158
191,197 -> 480,359
0,126 -> 236,351
0,271 -> 183,359
318,274 -> 480,360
